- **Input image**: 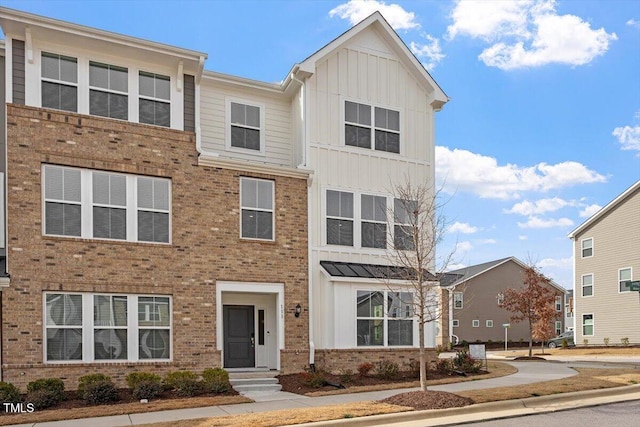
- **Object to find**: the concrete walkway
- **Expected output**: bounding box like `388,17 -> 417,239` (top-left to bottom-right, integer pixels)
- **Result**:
6,360 -> 637,427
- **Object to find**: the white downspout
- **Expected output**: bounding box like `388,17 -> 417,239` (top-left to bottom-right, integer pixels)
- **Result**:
290,70 -> 314,367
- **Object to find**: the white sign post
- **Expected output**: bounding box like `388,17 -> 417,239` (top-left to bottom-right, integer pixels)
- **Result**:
502,323 -> 510,351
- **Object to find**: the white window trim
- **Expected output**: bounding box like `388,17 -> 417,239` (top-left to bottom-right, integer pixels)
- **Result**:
555,296 -> 562,312
582,313 -> 594,337
239,177 -> 275,242
355,289 -> 415,348
34,48 -> 179,129
453,292 -> 463,310
486,320 -> 493,328
581,237 -> 594,258
581,273 -> 594,298
472,319 -> 480,328
225,97 -> 266,156
340,97 -> 403,156
42,165 -> 171,244
452,319 -> 459,328
618,267 -> 633,293
555,321 -> 562,335
43,292 -> 173,364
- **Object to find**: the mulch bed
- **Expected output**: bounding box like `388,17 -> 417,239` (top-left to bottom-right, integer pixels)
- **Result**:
381,390 -> 473,410
513,356 -> 547,361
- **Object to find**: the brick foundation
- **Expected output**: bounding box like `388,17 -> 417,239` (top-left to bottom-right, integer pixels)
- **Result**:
314,348 -> 436,374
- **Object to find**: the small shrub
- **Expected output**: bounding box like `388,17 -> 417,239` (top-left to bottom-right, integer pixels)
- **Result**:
357,362 -> 374,377
603,337 -> 610,346
202,368 -> 230,393
77,373 -> 111,398
82,379 -> 119,405
26,378 -> 65,408
376,360 -> 400,380
583,339 -> 589,346
435,344 -> 445,355
27,389 -> 61,410
453,349 -> 482,373
126,372 -> 162,390
433,358 -> 452,375
339,369 -> 355,384
621,337 -> 630,347
164,371 -> 202,397
300,371 -> 326,388
0,382 -> 21,404
132,380 -> 164,400
406,360 -> 420,379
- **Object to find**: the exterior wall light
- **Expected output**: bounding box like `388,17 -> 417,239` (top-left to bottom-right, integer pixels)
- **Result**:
295,303 -> 302,317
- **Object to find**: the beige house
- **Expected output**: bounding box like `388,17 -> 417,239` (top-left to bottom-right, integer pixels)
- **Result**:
441,257 -> 566,345
568,180 -> 640,346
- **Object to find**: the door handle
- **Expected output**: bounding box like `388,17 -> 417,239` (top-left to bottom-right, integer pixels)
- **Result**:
250,336 -> 255,347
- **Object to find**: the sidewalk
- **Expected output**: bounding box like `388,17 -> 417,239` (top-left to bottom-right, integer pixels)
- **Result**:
487,350 -> 640,365
5,361 -> 636,427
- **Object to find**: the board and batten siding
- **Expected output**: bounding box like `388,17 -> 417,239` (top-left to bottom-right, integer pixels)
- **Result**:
574,186 -> 640,345
199,79 -> 294,167
11,39 -> 26,105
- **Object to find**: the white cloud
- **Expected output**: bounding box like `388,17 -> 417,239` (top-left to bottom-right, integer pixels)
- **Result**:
478,238 -> 497,245
456,241 -> 473,253
627,19 -> 640,28
329,0 -> 419,30
517,216 -> 574,229
505,197 -> 570,215
448,222 -> 479,234
410,34 -> 445,70
448,0 -> 617,70
519,235 -> 528,240
538,257 -> 573,269
436,146 -> 607,199
445,263 -> 467,271
579,204 -> 601,218
612,126 -> 640,153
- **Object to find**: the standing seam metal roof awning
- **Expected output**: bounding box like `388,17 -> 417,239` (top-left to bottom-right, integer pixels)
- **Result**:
320,261 -> 436,281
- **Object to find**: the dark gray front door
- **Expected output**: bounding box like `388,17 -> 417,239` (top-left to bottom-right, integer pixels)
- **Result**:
223,305 -> 255,368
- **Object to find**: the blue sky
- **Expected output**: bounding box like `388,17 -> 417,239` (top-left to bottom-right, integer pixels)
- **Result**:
3,0 -> 639,289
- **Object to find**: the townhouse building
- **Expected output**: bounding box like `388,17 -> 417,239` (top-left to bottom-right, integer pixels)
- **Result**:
0,7 -> 447,389
568,180 -> 640,346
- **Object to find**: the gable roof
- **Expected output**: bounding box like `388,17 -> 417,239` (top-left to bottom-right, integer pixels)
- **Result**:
295,12 -> 448,110
441,256 -> 566,294
568,179 -> 640,239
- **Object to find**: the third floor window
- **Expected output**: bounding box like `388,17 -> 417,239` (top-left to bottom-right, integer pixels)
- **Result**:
345,101 -> 400,154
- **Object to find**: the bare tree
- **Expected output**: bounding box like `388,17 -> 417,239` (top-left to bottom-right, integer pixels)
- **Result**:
377,179 -> 454,391
499,264 -> 558,358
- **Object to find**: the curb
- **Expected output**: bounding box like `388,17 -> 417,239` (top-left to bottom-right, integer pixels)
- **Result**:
294,384 -> 640,427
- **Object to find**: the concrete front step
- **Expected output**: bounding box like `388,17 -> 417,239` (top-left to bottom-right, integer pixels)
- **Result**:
229,374 -> 282,394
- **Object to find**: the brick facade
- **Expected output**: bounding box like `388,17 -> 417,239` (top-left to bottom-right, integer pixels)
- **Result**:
315,348 -> 436,374
2,105 -> 309,390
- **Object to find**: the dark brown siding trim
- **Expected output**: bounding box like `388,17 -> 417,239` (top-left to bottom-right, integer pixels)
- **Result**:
12,39 -> 26,105
183,74 -> 195,132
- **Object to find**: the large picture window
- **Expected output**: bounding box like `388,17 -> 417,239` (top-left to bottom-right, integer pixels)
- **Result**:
345,101 -> 400,153
45,293 -> 171,362
240,178 -> 274,240
43,165 -> 171,243
356,290 -> 413,347
41,52 -> 78,112
326,190 -> 354,246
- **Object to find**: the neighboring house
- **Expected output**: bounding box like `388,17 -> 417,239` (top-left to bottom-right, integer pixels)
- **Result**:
564,289 -> 574,331
568,180 -> 640,346
0,8 -> 447,388
441,257 -> 566,344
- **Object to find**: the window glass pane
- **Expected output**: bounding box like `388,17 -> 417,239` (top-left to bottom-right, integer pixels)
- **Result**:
241,178 -> 257,208
138,178 -> 154,209
111,66 -> 128,92
64,168 -> 82,202
139,72 -> 155,97
139,98 -> 154,123
376,130 -> 400,153
394,224 -> 414,250
257,180 -> 273,210
110,175 -> 126,206
60,56 -> 78,83
345,125 -> 371,148
42,81 -> 59,109
60,84 -> 78,112
361,222 -> 386,248
93,295 -> 128,327
241,210 -> 273,239
244,128 -> 260,150
154,179 -> 170,210
327,219 -> 353,246
139,329 -> 170,359
90,62 -> 109,88
357,319 -> 383,346
155,75 -> 170,100
138,210 -> 153,242
89,90 -> 109,117
42,53 -> 60,79
46,202 -> 81,236
361,195 -> 374,220
583,275 -> 593,286
47,328 -> 82,361
388,292 -> 413,318
230,102 -> 244,124
45,166 -> 63,200
155,101 -> 170,127
138,297 -> 170,326
245,105 -> 260,128
94,329 -> 128,360
326,190 -> 340,217
93,173 -> 110,204
340,192 -> 353,218
375,107 -> 387,128
109,93 -> 129,120
153,212 -> 170,243
388,320 -> 413,345
388,109 -> 400,131
358,103 -> 371,126
93,207 -> 126,240
46,294 -> 82,326
345,101 -> 358,123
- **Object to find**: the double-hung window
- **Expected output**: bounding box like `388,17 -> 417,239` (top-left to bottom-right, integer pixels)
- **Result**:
394,198 -> 416,250
345,101 -> 400,153
326,190 -> 354,246
139,72 -> 170,127
581,238 -> 593,258
89,62 -> 128,120
41,52 -> 78,112
582,314 -> 593,336
240,177 -> 274,240
453,292 -> 463,309
356,290 -> 413,346
230,102 -> 262,151
555,321 -> 562,335
555,296 -> 562,312
361,194 -> 387,249
43,165 -> 171,243
619,268 -> 633,292
45,293 -> 171,362
581,274 -> 593,297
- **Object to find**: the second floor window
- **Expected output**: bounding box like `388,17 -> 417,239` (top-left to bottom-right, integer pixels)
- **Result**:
361,194 -> 387,249
619,268 -> 632,292
44,165 -> 170,243
326,190 -> 354,246
453,292 -> 463,309
345,101 -> 400,153
89,62 -> 128,120
230,102 -> 262,151
41,52 -> 77,112
555,296 -> 562,311
240,178 -> 274,240
582,274 -> 593,297
394,198 -> 416,250
139,72 -> 170,127
581,238 -> 593,258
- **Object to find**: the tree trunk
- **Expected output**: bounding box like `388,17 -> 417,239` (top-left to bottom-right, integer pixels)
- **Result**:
528,319 -> 533,358
419,320 -> 426,391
